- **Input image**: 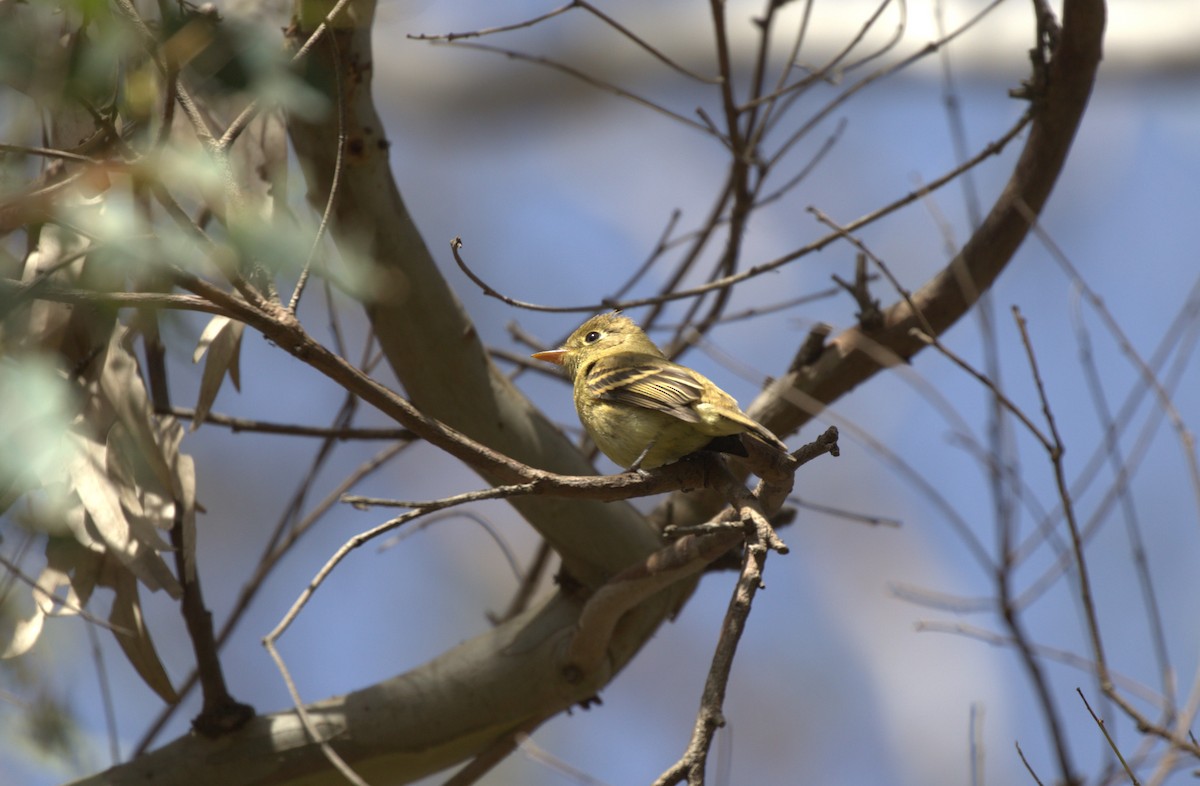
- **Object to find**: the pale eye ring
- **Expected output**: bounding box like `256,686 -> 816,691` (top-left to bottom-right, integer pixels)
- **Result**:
584,331 -> 601,343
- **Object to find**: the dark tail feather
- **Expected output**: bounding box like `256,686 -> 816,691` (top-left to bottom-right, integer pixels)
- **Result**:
702,434 -> 749,457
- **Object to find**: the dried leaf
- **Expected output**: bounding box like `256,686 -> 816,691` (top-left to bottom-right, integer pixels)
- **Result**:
157,415 -> 185,463
193,315 -> 231,364
98,327 -> 174,495
2,606 -> 46,659
34,563 -> 80,617
45,535 -> 103,612
224,323 -> 243,391
191,315 -> 244,429
103,423 -> 173,552
232,110 -> 288,221
61,492 -> 104,554
105,420 -> 177,545
68,434 -> 137,559
176,454 -> 198,583
67,432 -> 180,597
109,569 -> 179,705
3,546 -> 100,659
17,226 -> 89,352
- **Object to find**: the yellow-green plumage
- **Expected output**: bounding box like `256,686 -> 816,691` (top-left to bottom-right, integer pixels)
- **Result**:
532,313 -> 788,470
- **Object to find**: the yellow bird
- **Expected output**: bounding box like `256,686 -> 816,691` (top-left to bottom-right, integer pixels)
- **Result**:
532,313 -> 789,470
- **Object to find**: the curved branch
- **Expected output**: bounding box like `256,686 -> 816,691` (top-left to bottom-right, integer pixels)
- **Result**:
748,0 -> 1106,440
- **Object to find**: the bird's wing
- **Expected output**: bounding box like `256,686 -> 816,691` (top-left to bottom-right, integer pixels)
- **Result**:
585,354 -> 704,423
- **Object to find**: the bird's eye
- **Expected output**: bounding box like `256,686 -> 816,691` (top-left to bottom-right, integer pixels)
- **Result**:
584,331 -> 601,343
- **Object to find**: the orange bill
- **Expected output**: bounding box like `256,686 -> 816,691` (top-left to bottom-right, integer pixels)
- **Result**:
531,349 -> 567,365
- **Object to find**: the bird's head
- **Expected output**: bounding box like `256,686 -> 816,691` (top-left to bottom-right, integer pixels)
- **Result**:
531,312 -> 663,377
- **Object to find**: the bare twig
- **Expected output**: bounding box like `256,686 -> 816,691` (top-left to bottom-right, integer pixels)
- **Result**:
487,540 -> 553,625
1078,688 -> 1141,786
134,439 -> 410,754
1011,306 -> 1080,785
165,406 -> 413,440
408,2 -> 577,42
441,720 -> 542,786
449,114 -> 1029,315
289,32 -> 346,314
564,527 -> 742,684
916,621 -> 1164,707
790,496 -> 901,528
270,484 -> 537,643
167,495 -> 255,738
651,507 -> 771,786
906,323 -> 1052,450
1070,289 -> 1175,708
1010,263 -> 1200,778
1011,287 -> 1200,603
84,621 -> 121,765
433,41 -> 713,135
1019,199 -> 1200,546
761,0 -> 1003,171
0,142 -> 102,163
574,1 -> 719,83
608,209 -> 683,303
0,280 -> 233,315
934,0 -> 984,230
1016,741 -> 1047,786
109,0 -> 213,143
0,554 -> 126,635
377,510 -> 525,583
772,383 -> 994,571
517,732 -> 616,786
752,117 -> 847,209
263,641 -> 369,786
217,0 -> 358,150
